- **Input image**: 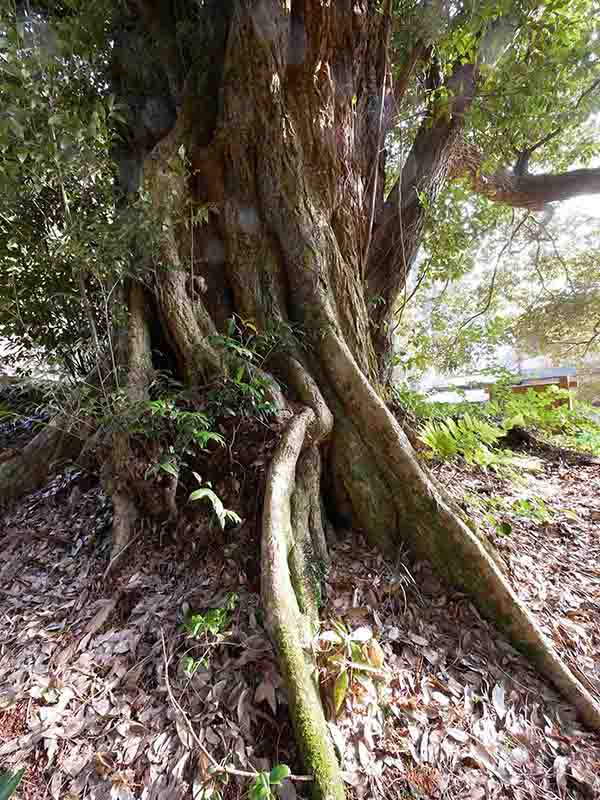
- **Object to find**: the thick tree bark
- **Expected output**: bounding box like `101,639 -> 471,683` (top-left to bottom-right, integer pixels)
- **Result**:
4,3 -> 600,797
366,63 -> 477,366
102,281 -> 155,564
470,165 -> 600,209
450,141 -> 600,209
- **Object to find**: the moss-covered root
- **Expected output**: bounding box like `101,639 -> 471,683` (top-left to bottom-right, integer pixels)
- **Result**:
261,410 -> 344,800
428,495 -> 600,730
321,330 -> 600,731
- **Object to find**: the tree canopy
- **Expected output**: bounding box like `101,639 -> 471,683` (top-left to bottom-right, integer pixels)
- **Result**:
1,0 -> 599,373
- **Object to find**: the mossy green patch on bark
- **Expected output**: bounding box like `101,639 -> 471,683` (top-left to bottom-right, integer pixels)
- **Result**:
396,495 -> 522,635
288,538 -> 320,629
275,623 -> 345,800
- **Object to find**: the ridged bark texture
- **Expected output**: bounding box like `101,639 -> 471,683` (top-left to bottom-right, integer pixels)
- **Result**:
3,5 -> 600,799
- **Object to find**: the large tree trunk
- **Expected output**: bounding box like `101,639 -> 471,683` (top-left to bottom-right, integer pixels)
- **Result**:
2,2 -> 600,797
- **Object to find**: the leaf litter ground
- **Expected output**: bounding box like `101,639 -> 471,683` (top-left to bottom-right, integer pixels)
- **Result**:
1,427 -> 599,800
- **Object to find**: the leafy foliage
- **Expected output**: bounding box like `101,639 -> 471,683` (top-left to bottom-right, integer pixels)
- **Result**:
462,487 -> 577,540
490,385 -> 600,451
314,622 -> 387,718
0,5 -> 123,373
418,412 -> 524,471
188,472 -> 241,530
184,593 -> 238,639
140,397 -> 225,479
514,251 -> 600,362
419,412 -> 504,458
206,315 -> 296,421
0,769 -> 25,800
249,765 -> 292,800
180,593 -> 239,676
399,199 -> 600,379
406,381 -> 600,462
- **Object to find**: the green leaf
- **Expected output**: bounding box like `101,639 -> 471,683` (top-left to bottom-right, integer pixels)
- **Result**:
0,768 -> 25,800
8,117 -> 24,138
159,460 -> 179,478
249,772 -> 271,800
182,655 -> 200,677
333,670 -> 349,715
269,764 -> 291,785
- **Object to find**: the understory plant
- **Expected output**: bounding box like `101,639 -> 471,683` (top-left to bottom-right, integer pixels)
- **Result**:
463,490 -> 568,538
406,381 -> 600,464
249,765 -> 292,800
181,593 -> 239,676
206,315 -> 296,421
142,396 -> 226,479
419,413 -> 505,460
314,622 -> 387,717
188,472 -> 241,529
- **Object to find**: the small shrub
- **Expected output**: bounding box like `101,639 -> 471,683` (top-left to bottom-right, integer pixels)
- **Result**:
402,380 -> 600,466
249,765 -> 291,800
511,496 -> 552,524
183,593 -> 238,639
188,472 -> 241,529
207,315 -> 297,421
314,622 -> 387,717
489,385 -> 573,433
180,593 -> 239,675
418,413 -> 517,470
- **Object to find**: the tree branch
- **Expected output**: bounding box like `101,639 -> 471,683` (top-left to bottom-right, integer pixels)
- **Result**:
366,63 -> 477,360
460,162 -> 600,210
391,42 -> 430,113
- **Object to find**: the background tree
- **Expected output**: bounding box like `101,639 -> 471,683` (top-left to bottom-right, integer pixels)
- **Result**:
2,1 -> 600,796
400,198 -> 600,381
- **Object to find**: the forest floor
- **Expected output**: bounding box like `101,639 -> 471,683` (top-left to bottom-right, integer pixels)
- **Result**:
1,419 -> 600,800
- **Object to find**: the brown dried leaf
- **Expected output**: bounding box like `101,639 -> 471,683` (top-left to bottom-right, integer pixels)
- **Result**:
366,640 -> 385,668
95,751 -> 116,778
254,678 -> 277,715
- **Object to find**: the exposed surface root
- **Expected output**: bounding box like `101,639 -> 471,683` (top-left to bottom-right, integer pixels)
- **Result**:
320,330 -> 600,730
261,410 -> 344,800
